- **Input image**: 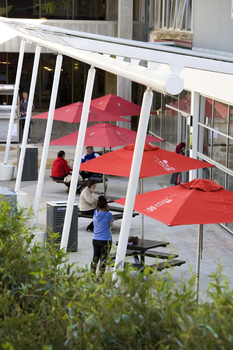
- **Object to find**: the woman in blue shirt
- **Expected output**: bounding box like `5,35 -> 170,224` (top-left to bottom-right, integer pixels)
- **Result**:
91,196 -> 114,276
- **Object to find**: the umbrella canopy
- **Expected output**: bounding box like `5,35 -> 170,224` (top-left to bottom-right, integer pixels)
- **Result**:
115,179 -> 233,226
115,179 -> 233,300
80,143 -> 214,178
31,102 -> 130,123
49,122 -> 165,147
91,94 -> 142,116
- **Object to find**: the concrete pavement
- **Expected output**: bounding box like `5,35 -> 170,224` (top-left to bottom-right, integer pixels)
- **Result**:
0,142 -> 233,302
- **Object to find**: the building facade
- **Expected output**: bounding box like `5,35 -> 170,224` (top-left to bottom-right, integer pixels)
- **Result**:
1,0 -> 233,233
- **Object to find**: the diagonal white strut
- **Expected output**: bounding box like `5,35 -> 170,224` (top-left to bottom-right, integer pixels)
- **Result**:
33,54 -> 63,224
4,39 -> 25,165
114,87 -> 153,273
15,45 -> 41,193
60,66 -> 96,251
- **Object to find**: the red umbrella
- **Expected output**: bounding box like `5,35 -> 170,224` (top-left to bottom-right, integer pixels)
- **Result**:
91,94 -> 142,116
116,179 -> 233,225
80,143 -> 214,228
31,102 -> 130,123
50,122 -> 165,147
80,143 -> 214,178
115,179 -> 233,300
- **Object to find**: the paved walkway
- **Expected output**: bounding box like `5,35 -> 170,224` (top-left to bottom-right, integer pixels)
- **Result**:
1,143 -> 233,301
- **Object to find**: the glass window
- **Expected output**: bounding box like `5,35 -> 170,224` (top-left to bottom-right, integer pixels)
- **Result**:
0,53 -> 7,85
169,0 -> 177,29
39,53 -> 56,110
179,90 -> 191,114
213,100 -> 228,133
204,97 -> 214,128
7,0 -> 39,19
41,0 -> 69,19
212,167 -> 226,188
212,131 -> 227,167
72,59 -> 85,103
0,0 -> 6,16
229,106 -> 233,136
162,111 -> 178,146
57,56 -> 72,107
73,0 -> 106,20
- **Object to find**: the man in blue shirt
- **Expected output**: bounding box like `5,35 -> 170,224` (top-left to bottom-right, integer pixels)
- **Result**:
80,146 -> 100,180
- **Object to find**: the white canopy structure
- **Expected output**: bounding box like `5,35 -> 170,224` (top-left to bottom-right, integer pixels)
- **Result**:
1,17 -> 233,272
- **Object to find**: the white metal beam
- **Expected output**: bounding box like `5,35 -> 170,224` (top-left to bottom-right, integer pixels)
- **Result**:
1,18 -> 233,75
0,27 -> 183,95
4,39 -> 25,165
113,87 -> 154,273
60,66 -> 96,251
33,54 -> 63,224
15,45 -> 41,192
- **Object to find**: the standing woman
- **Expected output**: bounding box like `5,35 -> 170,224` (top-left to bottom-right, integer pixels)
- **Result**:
91,196 -> 114,277
79,180 -> 97,232
170,142 -> 186,185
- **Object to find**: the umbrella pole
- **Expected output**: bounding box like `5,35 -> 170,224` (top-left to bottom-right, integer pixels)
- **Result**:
103,147 -> 106,196
195,223 -> 203,302
140,178 -> 144,241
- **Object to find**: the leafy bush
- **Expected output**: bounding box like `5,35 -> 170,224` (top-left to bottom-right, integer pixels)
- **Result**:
0,198 -> 233,349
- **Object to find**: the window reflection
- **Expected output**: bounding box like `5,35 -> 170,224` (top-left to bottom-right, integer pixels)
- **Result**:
5,0 -> 106,19
212,167 -> 226,188
229,106 -> 233,136
73,0 -> 106,20
0,0 -> 6,16
8,0 -> 39,19
179,90 -> 191,114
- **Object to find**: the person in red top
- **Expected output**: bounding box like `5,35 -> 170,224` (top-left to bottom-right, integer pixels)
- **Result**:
51,150 -> 71,180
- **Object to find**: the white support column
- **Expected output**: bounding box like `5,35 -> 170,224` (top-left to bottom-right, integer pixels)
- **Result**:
15,45 -> 41,193
195,224 -> 203,302
189,91 -> 199,180
114,87 -> 153,272
33,54 -> 63,224
60,66 -> 96,251
4,40 -> 25,165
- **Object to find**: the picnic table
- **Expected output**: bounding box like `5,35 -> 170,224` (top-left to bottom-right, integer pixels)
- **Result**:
112,238 -> 186,272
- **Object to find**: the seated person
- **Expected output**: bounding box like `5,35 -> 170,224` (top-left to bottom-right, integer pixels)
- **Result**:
51,150 -> 71,192
79,180 -> 97,232
80,146 -> 101,180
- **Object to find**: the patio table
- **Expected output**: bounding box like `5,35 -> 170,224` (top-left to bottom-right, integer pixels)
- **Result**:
117,238 -> 170,264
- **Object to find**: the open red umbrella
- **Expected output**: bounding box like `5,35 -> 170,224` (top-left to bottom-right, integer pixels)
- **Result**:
80,143 -> 214,178
50,122 -> 165,147
31,102 -> 130,123
115,179 -> 233,300
80,143 -> 214,238
91,94 -> 142,116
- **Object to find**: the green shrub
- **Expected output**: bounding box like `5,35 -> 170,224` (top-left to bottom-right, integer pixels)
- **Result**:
0,198 -> 233,349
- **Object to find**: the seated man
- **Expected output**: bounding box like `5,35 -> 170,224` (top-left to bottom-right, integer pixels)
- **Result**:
80,146 -> 101,181
51,150 -> 71,193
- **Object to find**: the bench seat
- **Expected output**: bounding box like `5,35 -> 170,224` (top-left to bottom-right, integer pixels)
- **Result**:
142,250 -> 178,260
125,259 -> 186,272
109,249 -> 137,262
